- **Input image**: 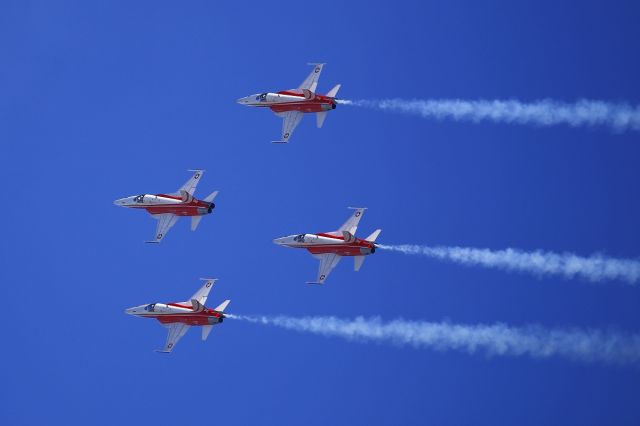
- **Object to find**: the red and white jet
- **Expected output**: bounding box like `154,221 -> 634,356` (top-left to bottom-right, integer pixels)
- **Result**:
273,208 -> 382,284
114,170 -> 218,243
126,278 -> 230,353
237,63 -> 340,143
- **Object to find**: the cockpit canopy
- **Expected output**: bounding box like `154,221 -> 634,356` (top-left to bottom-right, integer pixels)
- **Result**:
133,194 -> 145,203
144,303 -> 155,312
293,234 -> 305,242
254,93 -> 267,102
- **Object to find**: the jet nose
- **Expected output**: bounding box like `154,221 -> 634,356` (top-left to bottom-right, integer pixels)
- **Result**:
273,237 -> 287,245
237,96 -> 251,105
114,197 -> 128,206
125,307 -> 137,315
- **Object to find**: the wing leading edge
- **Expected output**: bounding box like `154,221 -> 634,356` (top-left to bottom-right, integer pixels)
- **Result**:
298,63 -> 325,92
308,253 -> 342,284
147,214 -> 179,243
156,323 -> 191,353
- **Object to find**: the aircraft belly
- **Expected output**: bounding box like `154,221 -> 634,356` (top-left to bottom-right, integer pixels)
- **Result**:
271,102 -> 328,114
307,245 -> 364,256
156,314 -> 213,326
145,205 -> 202,216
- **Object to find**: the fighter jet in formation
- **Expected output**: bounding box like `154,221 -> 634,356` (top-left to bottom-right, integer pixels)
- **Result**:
114,170 -> 218,243
274,208 -> 382,284
125,278 -> 230,353
237,63 -> 341,143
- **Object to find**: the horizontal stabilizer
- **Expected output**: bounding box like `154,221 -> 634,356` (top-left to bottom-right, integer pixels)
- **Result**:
326,84 -> 341,98
202,325 -> 214,341
203,190 -> 219,203
305,281 -> 324,285
214,299 -> 231,312
271,140 -> 289,144
317,111 -> 328,128
354,256 -> 365,271
366,229 -> 382,242
191,216 -> 203,231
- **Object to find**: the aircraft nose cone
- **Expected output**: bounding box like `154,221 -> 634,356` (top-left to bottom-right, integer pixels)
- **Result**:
273,237 -> 287,245
114,198 -> 127,206
125,307 -> 137,315
237,96 -> 251,105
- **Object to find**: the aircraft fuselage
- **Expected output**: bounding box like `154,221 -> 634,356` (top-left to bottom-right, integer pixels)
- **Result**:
126,302 -> 224,326
273,232 -> 376,256
238,90 -> 337,113
114,194 -> 215,217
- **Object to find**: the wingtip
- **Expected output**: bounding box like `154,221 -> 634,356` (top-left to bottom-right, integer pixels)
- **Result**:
305,281 -> 324,285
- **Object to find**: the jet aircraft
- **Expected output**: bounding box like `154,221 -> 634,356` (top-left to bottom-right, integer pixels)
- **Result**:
125,278 -> 230,353
114,170 -> 218,243
273,208 -> 381,284
237,63 -> 341,143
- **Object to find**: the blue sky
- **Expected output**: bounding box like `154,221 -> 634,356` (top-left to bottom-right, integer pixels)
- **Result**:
1,1 -> 640,424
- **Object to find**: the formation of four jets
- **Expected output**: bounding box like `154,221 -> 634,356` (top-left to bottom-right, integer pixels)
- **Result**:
118,65 -> 370,352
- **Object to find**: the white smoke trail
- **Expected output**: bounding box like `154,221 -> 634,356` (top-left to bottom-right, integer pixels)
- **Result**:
337,98 -> 640,132
230,314 -> 640,365
378,244 -> 640,285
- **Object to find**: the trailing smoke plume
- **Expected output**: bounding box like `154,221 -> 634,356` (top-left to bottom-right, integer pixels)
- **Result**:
228,314 -> 640,365
337,98 -> 640,132
378,244 -> 640,285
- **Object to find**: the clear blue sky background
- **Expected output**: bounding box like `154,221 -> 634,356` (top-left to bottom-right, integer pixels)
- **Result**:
1,1 -> 640,425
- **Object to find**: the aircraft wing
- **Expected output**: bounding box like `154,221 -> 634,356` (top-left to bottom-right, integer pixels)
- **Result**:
190,278 -> 217,305
276,111 -> 304,143
178,170 -> 204,196
298,63 -> 325,92
148,214 -> 179,243
308,253 -> 342,284
156,323 -> 191,353
337,208 -> 366,235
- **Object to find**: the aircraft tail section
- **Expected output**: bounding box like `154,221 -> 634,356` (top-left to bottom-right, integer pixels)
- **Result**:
203,190 -> 219,203
317,111 -> 328,128
365,229 -> 382,242
214,299 -> 231,313
202,325 -> 213,341
191,216 -> 203,231
326,84 -> 341,98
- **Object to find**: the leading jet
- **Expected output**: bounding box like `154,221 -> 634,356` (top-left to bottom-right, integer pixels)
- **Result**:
126,278 -> 231,353
273,208 -> 382,284
114,170 -> 218,243
237,63 -> 341,143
